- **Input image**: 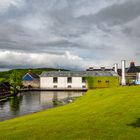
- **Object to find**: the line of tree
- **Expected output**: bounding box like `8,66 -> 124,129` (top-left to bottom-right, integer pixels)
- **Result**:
9,70 -> 22,95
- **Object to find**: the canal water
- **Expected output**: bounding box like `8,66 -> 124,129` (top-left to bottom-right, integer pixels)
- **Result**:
0,91 -> 85,122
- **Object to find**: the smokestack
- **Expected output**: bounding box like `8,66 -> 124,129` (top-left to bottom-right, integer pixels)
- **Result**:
114,63 -> 118,74
121,60 -> 126,86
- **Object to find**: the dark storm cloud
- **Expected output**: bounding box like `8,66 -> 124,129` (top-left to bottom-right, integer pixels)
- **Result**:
0,0 -> 140,69
78,0 -> 140,26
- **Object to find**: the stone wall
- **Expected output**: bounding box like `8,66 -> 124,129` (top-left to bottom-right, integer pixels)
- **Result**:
22,80 -> 40,88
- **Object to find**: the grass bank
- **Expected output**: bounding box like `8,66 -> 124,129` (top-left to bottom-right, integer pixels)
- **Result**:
0,86 -> 140,140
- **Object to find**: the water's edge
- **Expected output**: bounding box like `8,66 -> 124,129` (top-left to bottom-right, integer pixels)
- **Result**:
0,91 -> 85,122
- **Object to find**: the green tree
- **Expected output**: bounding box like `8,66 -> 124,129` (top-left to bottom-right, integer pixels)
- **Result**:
9,70 -> 22,95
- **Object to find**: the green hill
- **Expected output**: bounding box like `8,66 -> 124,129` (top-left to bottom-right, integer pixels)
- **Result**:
0,68 -> 67,83
137,66 -> 140,69
0,86 -> 140,140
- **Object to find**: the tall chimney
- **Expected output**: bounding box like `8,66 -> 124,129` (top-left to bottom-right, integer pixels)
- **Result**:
114,63 -> 118,74
121,60 -> 126,86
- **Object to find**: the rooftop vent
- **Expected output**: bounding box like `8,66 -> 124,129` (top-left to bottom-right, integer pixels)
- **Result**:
86,67 -> 94,71
101,67 -> 105,71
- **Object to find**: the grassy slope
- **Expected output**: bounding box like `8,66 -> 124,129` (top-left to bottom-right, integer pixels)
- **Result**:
0,86 -> 140,140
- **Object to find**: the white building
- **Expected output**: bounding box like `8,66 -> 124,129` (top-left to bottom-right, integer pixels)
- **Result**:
135,73 -> 140,85
40,71 -> 118,90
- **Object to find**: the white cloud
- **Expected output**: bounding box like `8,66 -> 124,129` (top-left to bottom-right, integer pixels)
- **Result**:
0,50 -> 117,70
0,50 -> 88,69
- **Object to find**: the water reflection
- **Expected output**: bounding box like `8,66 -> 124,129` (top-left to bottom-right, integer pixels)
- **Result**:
10,95 -> 23,115
0,91 -> 85,121
52,92 -> 59,106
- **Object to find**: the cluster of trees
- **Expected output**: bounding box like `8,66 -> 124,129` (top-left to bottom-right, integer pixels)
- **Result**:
9,70 -> 22,95
0,68 -> 67,95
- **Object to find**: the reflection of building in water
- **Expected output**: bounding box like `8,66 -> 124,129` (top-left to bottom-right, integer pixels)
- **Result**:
52,92 -> 58,101
67,92 -> 72,99
40,91 -> 84,105
52,92 -> 59,106
0,100 -> 8,109
39,91 -> 54,104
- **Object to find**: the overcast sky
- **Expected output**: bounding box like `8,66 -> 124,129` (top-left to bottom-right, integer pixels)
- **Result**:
0,0 -> 140,70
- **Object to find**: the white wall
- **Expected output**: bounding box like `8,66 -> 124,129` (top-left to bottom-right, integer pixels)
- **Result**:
58,77 -> 67,88
137,73 -> 140,81
40,77 -> 87,89
40,77 -> 53,88
69,77 -> 83,88
23,80 -> 40,88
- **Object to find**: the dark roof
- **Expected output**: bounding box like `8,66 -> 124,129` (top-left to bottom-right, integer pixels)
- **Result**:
40,71 -> 118,77
86,67 -> 114,71
28,73 -> 39,79
127,67 -> 140,73
0,83 -> 9,91
126,62 -> 140,73
23,72 -> 39,81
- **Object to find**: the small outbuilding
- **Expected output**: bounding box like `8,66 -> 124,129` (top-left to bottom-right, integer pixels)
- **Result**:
22,70 -> 40,88
126,61 -> 140,82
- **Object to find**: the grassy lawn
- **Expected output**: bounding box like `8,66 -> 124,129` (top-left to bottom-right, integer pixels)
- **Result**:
0,86 -> 140,140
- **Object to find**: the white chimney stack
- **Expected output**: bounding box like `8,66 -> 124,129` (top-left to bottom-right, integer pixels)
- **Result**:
121,60 -> 126,86
114,63 -> 118,74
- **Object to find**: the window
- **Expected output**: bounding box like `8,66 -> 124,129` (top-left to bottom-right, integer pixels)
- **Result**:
53,77 -> 58,83
106,80 -> 109,83
67,77 -> 72,83
82,85 -> 86,88
53,85 -> 57,88
98,80 -> 102,83
82,77 -> 86,83
67,85 -> 72,88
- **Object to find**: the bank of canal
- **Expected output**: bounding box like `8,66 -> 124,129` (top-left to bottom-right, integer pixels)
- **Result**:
0,91 -> 85,122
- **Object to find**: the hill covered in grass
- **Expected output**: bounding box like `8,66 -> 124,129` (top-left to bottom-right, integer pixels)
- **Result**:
0,86 -> 140,140
0,68 -> 67,83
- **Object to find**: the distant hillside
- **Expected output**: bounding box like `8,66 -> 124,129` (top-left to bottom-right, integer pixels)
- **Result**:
137,66 -> 140,69
0,68 -> 68,83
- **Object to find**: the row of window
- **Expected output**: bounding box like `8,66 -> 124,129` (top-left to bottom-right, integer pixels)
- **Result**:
98,80 -> 110,83
53,85 -> 86,88
53,77 -> 86,83
53,78 -> 110,84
